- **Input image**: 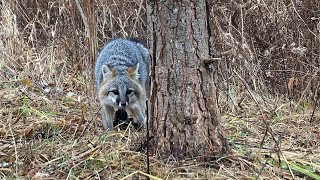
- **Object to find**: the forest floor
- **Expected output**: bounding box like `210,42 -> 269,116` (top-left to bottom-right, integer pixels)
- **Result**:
1,0 -> 320,179
1,77 -> 319,179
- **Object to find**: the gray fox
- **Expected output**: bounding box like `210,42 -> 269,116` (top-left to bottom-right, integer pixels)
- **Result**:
95,38 -> 150,130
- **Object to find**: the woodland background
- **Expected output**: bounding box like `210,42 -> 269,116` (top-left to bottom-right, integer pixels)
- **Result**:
0,0 -> 319,179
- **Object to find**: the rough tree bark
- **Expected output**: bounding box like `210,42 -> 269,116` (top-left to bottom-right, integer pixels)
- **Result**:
147,0 -> 228,158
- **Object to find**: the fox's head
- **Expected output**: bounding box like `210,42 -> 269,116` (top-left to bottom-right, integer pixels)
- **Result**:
98,63 -> 142,110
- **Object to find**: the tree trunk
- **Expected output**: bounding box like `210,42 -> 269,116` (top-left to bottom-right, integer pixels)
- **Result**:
147,0 -> 228,158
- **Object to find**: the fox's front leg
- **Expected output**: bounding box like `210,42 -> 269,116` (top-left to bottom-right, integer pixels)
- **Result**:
128,101 -> 147,129
101,105 -> 114,130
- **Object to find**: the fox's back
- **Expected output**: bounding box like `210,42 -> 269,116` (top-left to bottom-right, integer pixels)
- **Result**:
95,38 -> 149,90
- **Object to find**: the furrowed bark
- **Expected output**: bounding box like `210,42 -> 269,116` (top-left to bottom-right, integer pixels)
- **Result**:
147,0 -> 227,158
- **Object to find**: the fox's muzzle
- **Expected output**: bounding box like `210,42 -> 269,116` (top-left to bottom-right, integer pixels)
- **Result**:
116,86 -> 129,108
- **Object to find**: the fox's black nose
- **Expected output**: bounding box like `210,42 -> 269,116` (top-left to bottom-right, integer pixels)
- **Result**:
120,102 -> 127,107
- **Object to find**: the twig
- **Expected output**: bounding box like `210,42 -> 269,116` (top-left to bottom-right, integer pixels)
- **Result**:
146,101 -> 150,177
75,107 -> 101,143
18,88 -> 36,104
58,146 -> 99,167
233,141 -> 320,153
255,153 -> 271,180
310,83 -> 320,122
295,68 -> 320,111
130,0 -> 144,37
8,113 -> 19,175
233,69 -> 295,179
74,0 -> 90,37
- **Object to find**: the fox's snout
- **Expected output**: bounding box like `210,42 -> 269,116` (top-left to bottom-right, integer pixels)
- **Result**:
116,94 -> 129,108
119,102 -> 128,107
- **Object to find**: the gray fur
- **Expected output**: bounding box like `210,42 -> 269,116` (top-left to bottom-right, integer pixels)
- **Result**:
95,38 -> 150,130
95,38 -> 149,90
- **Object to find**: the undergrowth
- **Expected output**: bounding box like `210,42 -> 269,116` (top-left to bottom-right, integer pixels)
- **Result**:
0,0 -> 319,179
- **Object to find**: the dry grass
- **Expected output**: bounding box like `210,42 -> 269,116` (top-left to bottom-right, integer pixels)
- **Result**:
1,0 -> 319,179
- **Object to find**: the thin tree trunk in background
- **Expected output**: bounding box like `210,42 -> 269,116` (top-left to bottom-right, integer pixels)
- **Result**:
147,0 -> 228,158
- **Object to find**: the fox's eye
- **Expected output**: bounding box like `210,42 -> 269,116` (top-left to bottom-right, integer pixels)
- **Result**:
126,90 -> 134,95
110,90 -> 119,95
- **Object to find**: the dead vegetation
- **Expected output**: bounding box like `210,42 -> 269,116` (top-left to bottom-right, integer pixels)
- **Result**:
0,0 -> 319,179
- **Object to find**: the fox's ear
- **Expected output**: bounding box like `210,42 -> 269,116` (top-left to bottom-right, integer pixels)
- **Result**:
127,63 -> 140,79
102,65 -> 116,79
